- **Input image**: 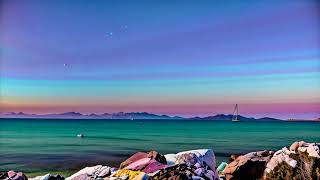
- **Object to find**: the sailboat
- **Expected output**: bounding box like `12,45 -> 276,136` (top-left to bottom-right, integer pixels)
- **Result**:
232,104 -> 241,122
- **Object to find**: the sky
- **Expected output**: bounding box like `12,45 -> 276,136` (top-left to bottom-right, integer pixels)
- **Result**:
1,0 -> 320,119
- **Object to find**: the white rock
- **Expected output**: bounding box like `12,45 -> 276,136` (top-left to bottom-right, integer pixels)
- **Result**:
29,174 -> 50,180
67,165 -> 111,180
164,154 -> 177,165
264,147 -> 297,176
306,143 -> 320,158
176,149 -> 216,171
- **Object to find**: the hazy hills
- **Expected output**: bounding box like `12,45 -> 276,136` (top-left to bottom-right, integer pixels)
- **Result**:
0,111 -> 285,121
189,114 -> 282,121
0,111 -> 183,120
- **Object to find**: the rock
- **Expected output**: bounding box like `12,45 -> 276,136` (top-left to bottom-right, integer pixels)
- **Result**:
140,159 -> 168,173
289,141 -> 300,151
289,141 -> 307,151
176,149 -> 216,171
29,174 -> 50,180
147,151 -> 167,165
194,168 -> 204,176
264,147 -> 297,175
0,172 -> 8,180
204,170 -> 216,180
265,142 -> 320,179
305,143 -> 320,158
124,158 -> 152,170
173,149 -> 218,180
149,164 -> 196,180
30,174 -> 64,180
228,154 -> 240,163
120,151 -> 166,169
149,151 -> 219,180
5,142 -> 320,180
121,153 -> 168,173
6,171 -> 28,180
164,154 -> 177,165
66,165 -> 112,180
120,152 -> 149,169
176,152 -> 200,167
222,150 -> 273,180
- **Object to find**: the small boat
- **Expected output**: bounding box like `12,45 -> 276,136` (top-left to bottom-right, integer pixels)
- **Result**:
232,104 -> 241,122
77,133 -> 84,138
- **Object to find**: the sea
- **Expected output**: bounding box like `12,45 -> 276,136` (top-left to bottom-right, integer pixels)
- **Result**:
0,118 -> 319,174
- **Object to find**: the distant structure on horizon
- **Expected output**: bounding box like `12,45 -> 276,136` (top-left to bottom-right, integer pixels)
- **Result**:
287,118 -> 320,121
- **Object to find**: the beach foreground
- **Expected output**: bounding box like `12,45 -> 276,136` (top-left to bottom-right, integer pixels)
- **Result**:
1,141 -> 319,180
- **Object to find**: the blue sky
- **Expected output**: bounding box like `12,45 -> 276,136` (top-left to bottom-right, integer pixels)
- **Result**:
1,0 -> 319,119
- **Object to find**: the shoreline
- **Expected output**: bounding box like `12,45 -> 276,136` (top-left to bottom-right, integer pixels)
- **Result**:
1,148 -> 288,175
2,141 -> 320,180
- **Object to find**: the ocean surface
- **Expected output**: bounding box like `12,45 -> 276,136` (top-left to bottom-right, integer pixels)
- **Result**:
1,118 -> 320,174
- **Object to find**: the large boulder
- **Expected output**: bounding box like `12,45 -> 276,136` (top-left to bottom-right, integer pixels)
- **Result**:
120,151 -> 168,174
124,158 -> 152,170
221,141 -> 320,180
6,171 -> 28,180
175,149 -> 218,180
222,150 -> 273,180
120,152 -> 149,169
265,142 -> 320,179
264,147 -> 297,177
299,142 -> 320,158
176,149 -> 216,171
148,149 -> 218,180
0,171 -> 28,180
120,151 -> 166,169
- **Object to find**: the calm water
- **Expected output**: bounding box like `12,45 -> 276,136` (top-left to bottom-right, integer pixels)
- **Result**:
0,119 -> 320,173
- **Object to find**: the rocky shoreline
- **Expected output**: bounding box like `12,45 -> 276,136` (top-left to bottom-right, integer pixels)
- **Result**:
1,141 -> 319,180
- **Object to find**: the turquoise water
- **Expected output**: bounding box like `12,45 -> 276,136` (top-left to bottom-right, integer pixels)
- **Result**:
1,119 -> 320,173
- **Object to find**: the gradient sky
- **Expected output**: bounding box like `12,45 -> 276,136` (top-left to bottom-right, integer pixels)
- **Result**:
1,0 -> 320,119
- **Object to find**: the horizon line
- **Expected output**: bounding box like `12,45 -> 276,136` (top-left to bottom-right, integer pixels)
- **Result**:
1,111 -> 319,121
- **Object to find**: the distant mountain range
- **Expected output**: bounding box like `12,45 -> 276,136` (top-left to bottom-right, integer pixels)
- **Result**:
0,112 -> 183,120
0,111 -> 289,121
189,114 -> 282,121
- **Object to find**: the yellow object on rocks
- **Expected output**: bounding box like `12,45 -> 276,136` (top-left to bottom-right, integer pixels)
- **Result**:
113,169 -> 141,180
131,172 -> 148,180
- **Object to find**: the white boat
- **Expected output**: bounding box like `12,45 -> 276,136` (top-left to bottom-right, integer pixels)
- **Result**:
77,133 -> 84,138
232,104 -> 241,122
